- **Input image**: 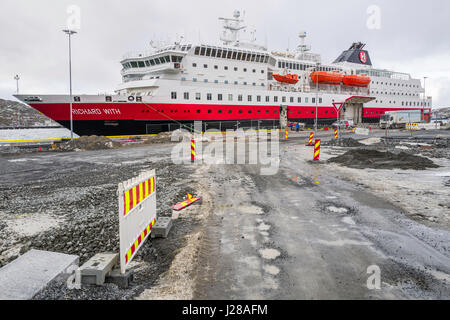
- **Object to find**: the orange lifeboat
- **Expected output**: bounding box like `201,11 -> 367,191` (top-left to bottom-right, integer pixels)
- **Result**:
272,73 -> 299,84
310,71 -> 343,85
342,74 -> 371,87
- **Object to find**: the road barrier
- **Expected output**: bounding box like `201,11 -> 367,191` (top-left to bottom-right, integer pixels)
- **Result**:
191,139 -> 196,162
406,123 -> 419,130
306,132 -> 314,146
118,170 -> 157,274
334,129 -> 338,139
285,129 -> 288,140
313,139 -> 321,161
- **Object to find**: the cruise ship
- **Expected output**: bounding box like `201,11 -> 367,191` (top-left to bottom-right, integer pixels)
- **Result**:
14,11 -> 432,136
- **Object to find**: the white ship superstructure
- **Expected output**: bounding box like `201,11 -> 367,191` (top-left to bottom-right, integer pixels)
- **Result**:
14,10 -> 432,136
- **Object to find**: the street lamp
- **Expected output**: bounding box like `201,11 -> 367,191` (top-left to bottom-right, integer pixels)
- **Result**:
315,62 -> 320,133
63,29 -> 77,141
14,75 -> 20,94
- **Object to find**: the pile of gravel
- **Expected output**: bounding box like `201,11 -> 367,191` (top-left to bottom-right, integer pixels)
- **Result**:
328,149 -> 439,170
58,135 -> 121,151
326,138 -> 364,147
144,132 -> 175,144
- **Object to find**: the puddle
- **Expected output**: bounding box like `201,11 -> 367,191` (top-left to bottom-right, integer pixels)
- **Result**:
326,206 -> 348,214
263,264 -> 280,275
316,239 -> 371,247
259,248 -> 281,260
257,222 -> 271,231
342,217 -> 356,225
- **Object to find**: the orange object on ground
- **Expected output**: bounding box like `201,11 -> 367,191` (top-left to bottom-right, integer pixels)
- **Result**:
172,193 -> 202,211
313,139 -> 321,161
272,74 -> 299,84
310,71 -> 344,85
342,74 -> 371,87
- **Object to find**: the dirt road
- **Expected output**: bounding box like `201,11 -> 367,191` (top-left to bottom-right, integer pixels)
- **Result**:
192,136 -> 450,299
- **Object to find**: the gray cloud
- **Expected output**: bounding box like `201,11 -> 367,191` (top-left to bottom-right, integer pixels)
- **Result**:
1,0 -> 449,107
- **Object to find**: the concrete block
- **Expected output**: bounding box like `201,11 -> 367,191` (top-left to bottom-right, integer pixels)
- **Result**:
105,268 -> 134,289
79,252 -> 118,286
0,249 -> 79,300
151,217 -> 173,239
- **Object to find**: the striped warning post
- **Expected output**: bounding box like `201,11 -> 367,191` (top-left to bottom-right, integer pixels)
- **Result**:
191,139 -> 196,162
285,129 -> 288,140
123,176 -> 155,216
314,139 -> 321,161
306,132 -> 314,146
334,129 -> 338,139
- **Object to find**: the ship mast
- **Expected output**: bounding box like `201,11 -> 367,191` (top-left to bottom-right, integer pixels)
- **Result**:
219,10 -> 246,46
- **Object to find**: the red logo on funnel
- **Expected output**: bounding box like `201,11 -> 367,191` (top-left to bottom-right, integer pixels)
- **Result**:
360,51 -> 367,63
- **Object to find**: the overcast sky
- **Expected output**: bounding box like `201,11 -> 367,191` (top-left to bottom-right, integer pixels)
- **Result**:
1,0 -> 449,108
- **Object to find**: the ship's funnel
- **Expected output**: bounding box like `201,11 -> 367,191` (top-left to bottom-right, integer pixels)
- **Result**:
333,42 -> 372,66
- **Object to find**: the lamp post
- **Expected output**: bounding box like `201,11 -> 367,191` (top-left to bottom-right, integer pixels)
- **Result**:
315,62 -> 320,133
63,29 -> 77,141
423,76 -> 428,121
14,75 -> 20,94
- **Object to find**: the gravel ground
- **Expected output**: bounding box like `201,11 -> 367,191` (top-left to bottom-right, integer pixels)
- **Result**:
0,144 -> 203,299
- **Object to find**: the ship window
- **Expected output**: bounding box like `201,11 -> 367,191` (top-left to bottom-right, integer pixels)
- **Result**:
154,58 -> 160,65
298,97 -> 301,103
196,93 -> 201,100
253,83 -> 256,86
131,61 -> 138,68
278,61 -> 281,68
145,60 -> 150,67
214,80 -> 218,83
206,47 -> 211,56
208,110 -> 212,113
184,92 -> 189,100
256,55 -> 261,62
218,94 -> 222,101
290,97 -> 294,103
207,93 -> 212,100
165,56 -> 170,63
193,78 -> 197,82
227,51 -> 232,59
252,69 -> 256,73
228,110 -> 232,113
200,47 -> 206,55
266,110 -> 269,113
234,67 -> 238,71
265,56 -> 269,63
281,62 -> 285,68
217,49 -> 222,57
257,96 -> 261,102
214,65 -> 218,69
149,59 -> 156,66
248,110 -> 252,113
105,96 -> 112,102
274,110 -> 278,114
261,70 -> 264,74
138,61 -> 145,68
194,46 -> 200,55
238,95 -> 243,101
204,64 -> 208,68
312,98 -> 315,103
192,63 -> 197,67
171,56 -> 177,62
243,82 -> 247,85
224,66 -> 228,70
274,96 -> 278,102
171,92 -> 177,99
248,95 -> 252,102
232,51 -> 237,59
289,62 -> 293,69
282,97 -> 286,103
243,68 -> 247,72
266,96 -> 270,102
222,49 -> 227,58
197,109 -> 201,113
251,54 -> 256,62
228,94 -> 233,101
319,98 -> 322,103
237,52 -> 242,60
305,97 -> 309,103
241,52 -> 247,61
204,79 -> 208,82
218,110 -> 222,113
211,48 -> 217,57
246,53 -> 251,61
224,80 -> 228,84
